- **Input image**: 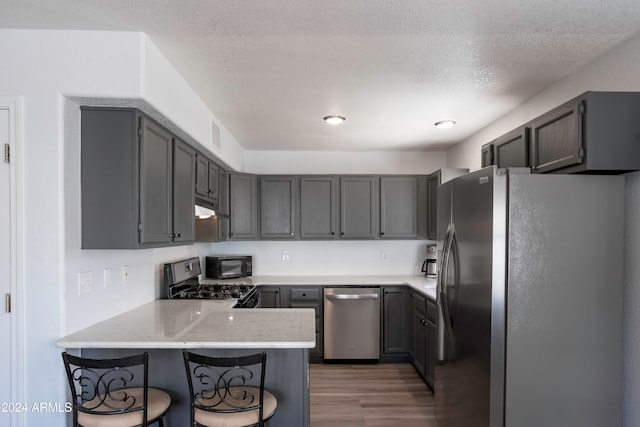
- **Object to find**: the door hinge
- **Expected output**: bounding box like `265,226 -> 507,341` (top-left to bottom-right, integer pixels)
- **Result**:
138,222 -> 143,232
5,294 -> 10,313
579,101 -> 585,116
138,124 -> 143,141
4,143 -> 9,164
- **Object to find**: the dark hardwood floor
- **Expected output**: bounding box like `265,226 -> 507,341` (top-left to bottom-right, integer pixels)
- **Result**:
309,363 -> 438,427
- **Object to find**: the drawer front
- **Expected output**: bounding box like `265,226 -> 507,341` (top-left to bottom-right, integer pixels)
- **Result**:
426,298 -> 437,323
289,287 -> 321,302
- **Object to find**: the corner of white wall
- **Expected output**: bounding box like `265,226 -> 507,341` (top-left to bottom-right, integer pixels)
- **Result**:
140,35 -> 246,171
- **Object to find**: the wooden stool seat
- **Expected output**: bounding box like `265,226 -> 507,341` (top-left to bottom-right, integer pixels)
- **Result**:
78,387 -> 171,427
194,386 -> 277,427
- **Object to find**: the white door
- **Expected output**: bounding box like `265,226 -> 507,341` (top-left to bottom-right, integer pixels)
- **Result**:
0,107 -> 11,407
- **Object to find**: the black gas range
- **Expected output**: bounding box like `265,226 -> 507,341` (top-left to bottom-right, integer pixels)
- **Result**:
163,257 -> 259,308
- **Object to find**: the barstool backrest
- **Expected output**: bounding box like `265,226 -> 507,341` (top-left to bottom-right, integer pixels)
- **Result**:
182,351 -> 267,425
61,352 -> 151,426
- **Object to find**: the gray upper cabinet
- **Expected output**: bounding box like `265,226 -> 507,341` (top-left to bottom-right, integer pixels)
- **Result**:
228,173 -> 258,240
530,101 -> 583,173
529,91 -> 640,174
300,176 -> 339,239
493,127 -> 529,168
195,153 -> 220,210
380,176 -> 418,239
340,176 -> 379,239
481,143 -> 494,167
260,176 -> 299,239
81,107 -> 195,249
172,139 -> 196,243
138,116 -> 174,245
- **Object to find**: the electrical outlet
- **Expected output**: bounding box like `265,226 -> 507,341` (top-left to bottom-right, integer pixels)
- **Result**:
382,251 -> 389,261
103,268 -> 111,288
122,265 -> 129,285
78,271 -> 93,295
282,250 -> 290,262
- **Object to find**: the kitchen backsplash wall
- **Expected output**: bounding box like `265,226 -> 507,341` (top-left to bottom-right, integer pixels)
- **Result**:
209,240 -> 432,276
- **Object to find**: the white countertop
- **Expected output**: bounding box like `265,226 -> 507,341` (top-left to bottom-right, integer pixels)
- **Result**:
202,275 -> 438,301
58,300 -> 316,350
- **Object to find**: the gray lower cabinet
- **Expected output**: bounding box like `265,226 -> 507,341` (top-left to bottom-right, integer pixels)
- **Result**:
228,173 -> 258,240
288,286 -> 323,362
340,176 -> 379,239
81,107 -> 194,249
258,286 -> 284,308
260,176 -> 299,239
409,292 -> 435,389
380,177 -> 419,239
381,286 -> 409,359
300,176 -> 340,239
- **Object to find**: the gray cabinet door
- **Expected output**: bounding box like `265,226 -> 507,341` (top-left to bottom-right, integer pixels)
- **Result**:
195,154 -> 209,197
380,176 -> 418,239
427,171 -> 440,240
481,143 -> 494,167
409,293 -> 427,376
493,127 -> 530,168
228,173 -> 258,240
217,170 -> 229,240
172,139 -> 195,242
208,162 -> 220,201
260,176 -> 299,239
259,286 -> 282,308
300,176 -> 339,239
530,101 -> 584,173
382,287 -> 409,354
340,176 -> 379,239
288,286 -> 323,361
139,116 -> 173,244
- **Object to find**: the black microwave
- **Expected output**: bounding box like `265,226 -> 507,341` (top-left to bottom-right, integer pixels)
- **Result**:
205,255 -> 252,279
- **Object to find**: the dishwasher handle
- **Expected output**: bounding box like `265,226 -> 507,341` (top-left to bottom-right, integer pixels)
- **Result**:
325,293 -> 379,300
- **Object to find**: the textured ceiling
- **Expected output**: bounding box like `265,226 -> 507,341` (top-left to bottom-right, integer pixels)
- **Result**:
2,0 -> 640,151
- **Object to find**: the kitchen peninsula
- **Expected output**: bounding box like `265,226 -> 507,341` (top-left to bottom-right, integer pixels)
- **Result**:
58,300 -> 316,427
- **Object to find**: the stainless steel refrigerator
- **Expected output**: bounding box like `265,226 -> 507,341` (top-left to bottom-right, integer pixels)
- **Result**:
434,167 -> 624,427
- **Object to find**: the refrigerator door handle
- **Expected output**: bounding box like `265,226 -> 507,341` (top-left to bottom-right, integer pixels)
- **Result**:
437,223 -> 452,299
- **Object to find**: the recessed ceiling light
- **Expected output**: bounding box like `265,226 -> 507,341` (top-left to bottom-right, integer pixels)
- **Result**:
323,115 -> 346,125
434,120 -> 456,129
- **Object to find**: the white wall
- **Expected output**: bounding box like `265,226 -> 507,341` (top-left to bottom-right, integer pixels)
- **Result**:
0,29 -> 243,426
245,150 -> 446,175
446,33 -> 640,171
444,33 -> 640,427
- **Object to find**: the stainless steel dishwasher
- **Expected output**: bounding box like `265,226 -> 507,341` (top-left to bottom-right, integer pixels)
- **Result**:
323,287 -> 380,360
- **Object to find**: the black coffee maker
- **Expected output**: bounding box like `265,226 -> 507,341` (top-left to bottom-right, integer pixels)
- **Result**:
421,244 -> 438,278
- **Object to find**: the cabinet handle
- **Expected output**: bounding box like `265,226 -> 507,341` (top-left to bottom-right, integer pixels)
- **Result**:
341,232 -> 344,235
176,233 -> 181,238
302,293 -> 306,297
331,232 -> 335,235
381,232 -> 385,235
291,232 -> 294,236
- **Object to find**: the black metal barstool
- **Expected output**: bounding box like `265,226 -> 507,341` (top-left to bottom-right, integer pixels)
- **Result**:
61,352 -> 171,427
182,351 -> 277,427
